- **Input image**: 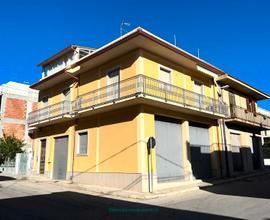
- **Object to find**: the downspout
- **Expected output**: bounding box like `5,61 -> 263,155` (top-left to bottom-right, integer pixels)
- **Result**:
64,66 -> 80,182
214,77 -> 230,177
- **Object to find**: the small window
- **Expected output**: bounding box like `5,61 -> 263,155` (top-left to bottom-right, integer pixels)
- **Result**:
77,131 -> 88,155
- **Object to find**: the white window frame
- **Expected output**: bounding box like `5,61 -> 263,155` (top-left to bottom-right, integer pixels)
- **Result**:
158,65 -> 172,91
62,87 -> 71,101
193,79 -> 204,95
41,96 -> 49,108
106,66 -> 121,100
76,130 -> 89,156
106,66 -> 121,85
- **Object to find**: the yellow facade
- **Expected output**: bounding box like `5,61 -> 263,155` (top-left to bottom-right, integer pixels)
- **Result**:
31,30 -> 266,192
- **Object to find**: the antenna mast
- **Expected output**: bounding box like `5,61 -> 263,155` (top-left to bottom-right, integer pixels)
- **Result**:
120,21 -> 131,36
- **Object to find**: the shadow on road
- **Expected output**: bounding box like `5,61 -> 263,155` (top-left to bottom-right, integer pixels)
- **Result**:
0,175 -> 16,181
0,191 -> 243,220
200,173 -> 270,200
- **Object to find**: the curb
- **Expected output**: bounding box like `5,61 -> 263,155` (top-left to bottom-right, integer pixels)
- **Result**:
21,169 -> 270,200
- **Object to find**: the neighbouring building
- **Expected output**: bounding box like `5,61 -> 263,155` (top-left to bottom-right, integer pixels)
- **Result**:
0,81 -> 38,151
0,81 -> 38,175
29,28 -> 270,192
259,108 -> 270,165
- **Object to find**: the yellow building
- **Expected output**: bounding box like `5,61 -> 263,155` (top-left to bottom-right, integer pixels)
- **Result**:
29,28 -> 270,192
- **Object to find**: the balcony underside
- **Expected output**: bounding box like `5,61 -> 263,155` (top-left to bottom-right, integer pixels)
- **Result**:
75,95 -> 226,119
28,114 -> 72,128
225,118 -> 270,130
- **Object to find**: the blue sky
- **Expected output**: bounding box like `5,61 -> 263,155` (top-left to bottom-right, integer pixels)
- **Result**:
0,0 -> 269,108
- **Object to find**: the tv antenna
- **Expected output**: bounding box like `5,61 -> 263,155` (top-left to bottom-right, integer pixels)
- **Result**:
120,21 -> 131,36
173,34 -> 177,46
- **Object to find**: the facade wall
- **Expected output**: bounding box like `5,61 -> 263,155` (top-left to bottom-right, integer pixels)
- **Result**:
225,124 -> 264,175
33,107 -> 143,190
142,50 -> 215,99
31,45 -> 267,192
33,104 -> 226,191
223,89 -> 249,109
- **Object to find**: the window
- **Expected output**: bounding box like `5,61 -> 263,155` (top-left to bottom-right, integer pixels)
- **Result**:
194,80 -> 203,95
41,96 -> 49,107
194,80 -> 204,108
77,131 -> 88,155
62,88 -> 70,101
107,67 -> 120,100
159,66 -> 171,91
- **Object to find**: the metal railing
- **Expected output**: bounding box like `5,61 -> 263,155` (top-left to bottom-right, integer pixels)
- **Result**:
73,75 -> 228,116
28,100 -> 71,124
230,105 -> 270,128
28,75 -> 229,126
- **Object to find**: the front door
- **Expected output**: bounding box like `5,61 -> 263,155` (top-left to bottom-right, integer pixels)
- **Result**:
53,136 -> 69,180
39,139 -> 46,174
155,116 -> 184,182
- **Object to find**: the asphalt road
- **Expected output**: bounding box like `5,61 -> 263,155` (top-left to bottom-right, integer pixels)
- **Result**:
0,174 -> 270,220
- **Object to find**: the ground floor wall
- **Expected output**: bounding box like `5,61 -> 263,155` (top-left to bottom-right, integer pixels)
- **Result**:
33,107 -> 143,191
224,123 -> 264,176
32,105 -> 265,192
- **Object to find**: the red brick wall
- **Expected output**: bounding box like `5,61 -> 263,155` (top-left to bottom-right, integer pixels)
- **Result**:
3,123 -> 25,140
4,98 -> 26,120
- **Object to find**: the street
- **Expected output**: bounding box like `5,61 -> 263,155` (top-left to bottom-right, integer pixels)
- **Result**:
0,174 -> 270,220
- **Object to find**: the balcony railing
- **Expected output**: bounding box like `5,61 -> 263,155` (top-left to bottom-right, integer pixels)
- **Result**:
73,75 -> 228,116
28,75 -> 229,126
28,100 -> 71,125
230,106 -> 270,128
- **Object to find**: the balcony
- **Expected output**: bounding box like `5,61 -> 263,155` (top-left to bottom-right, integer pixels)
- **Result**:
28,75 -> 228,127
228,106 -> 270,129
28,100 -> 71,127
73,75 -> 228,117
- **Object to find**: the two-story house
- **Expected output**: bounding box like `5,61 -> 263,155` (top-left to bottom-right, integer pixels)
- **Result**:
28,28 -> 270,192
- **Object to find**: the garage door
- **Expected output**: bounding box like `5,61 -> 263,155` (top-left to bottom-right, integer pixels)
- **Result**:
189,122 -> 211,179
230,133 -> 243,172
251,136 -> 262,169
155,116 -> 184,182
53,136 -> 68,180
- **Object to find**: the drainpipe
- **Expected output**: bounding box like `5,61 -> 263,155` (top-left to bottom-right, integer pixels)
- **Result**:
214,77 -> 230,177
219,83 -> 231,177
64,66 -> 80,182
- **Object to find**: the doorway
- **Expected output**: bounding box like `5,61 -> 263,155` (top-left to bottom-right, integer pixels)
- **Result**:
53,136 -> 69,180
39,139 -> 46,174
155,116 -> 184,182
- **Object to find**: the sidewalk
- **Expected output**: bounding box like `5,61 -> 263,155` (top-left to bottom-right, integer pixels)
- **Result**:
23,168 -> 270,200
